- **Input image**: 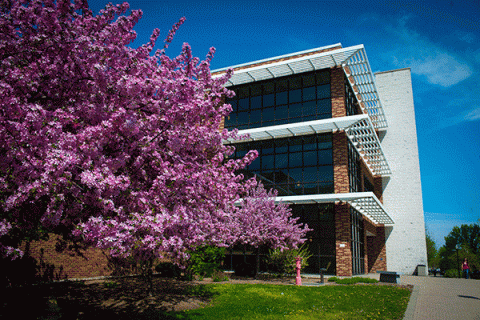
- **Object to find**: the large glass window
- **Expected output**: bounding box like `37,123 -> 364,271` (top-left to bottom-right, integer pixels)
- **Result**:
225,70 -> 331,130
345,78 -> 360,116
232,134 -> 333,195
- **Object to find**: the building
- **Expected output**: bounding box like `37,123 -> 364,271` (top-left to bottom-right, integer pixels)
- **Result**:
212,43 -> 428,276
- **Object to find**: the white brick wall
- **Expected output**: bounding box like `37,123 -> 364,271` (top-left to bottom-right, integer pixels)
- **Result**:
375,68 -> 428,274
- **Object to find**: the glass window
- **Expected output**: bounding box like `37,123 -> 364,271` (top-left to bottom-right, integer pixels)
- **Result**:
289,89 -> 302,103
289,152 -> 302,168
289,137 -> 303,152
250,109 -> 261,124
237,86 -> 249,98
289,168 -> 303,184
275,170 -> 289,184
261,140 -> 274,154
303,86 -> 316,101
304,150 -> 317,166
276,91 -> 288,105
317,84 -> 330,99
251,84 -> 262,97
316,70 -> 330,85
248,158 -> 260,170
263,82 -> 274,94
227,69 -> 332,130
275,153 -> 288,168
304,136 -> 317,151
251,96 -> 262,109
289,103 -> 302,118
275,139 -> 288,153
263,94 -> 274,107
238,98 -> 249,111
237,111 -> 249,125
317,99 -> 331,114
318,149 -> 333,165
229,99 -> 238,112
290,76 -> 302,89
303,101 -> 316,117
303,74 -> 315,87
304,166 -> 318,182
276,79 -> 288,92
262,107 -> 274,123
318,165 -> 333,181
262,155 -> 274,170
275,104 -> 288,119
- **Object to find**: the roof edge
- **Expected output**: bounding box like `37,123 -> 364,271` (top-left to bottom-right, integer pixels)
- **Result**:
211,43 -> 343,75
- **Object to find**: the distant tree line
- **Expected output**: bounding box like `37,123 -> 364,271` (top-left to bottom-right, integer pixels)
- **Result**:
426,222 -> 480,278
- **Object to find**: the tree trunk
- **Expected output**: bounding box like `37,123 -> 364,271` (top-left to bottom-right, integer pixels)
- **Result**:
142,258 -> 154,297
255,248 -> 260,279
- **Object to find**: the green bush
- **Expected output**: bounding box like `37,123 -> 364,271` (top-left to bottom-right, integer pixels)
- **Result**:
212,270 -> 229,282
187,246 -> 226,278
444,269 -> 460,278
266,243 -> 312,276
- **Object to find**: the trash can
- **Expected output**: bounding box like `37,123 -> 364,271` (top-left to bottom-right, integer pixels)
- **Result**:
417,264 -> 427,276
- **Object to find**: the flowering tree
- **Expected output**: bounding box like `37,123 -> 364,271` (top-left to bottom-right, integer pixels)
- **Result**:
0,0 -> 258,275
0,0 -> 311,293
231,182 -> 310,276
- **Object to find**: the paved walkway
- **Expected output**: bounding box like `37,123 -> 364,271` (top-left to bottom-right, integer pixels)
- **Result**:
399,275 -> 480,320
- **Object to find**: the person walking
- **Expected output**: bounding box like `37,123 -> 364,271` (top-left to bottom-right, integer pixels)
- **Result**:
462,258 -> 470,279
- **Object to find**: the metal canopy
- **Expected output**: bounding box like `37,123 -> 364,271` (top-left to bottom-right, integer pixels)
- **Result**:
224,115 -> 391,176
275,192 -> 394,225
213,44 -> 387,130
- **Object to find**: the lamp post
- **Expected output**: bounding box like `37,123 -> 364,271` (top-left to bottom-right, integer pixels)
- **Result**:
455,244 -> 461,278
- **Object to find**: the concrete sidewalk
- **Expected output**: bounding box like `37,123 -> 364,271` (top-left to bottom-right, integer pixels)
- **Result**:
399,275 -> 480,320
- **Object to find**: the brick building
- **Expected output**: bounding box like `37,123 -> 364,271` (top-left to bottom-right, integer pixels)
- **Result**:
12,43 -> 427,281
212,43 -> 428,276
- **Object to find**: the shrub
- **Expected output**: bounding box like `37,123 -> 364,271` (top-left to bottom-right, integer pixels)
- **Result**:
266,243 -> 312,276
187,246 -> 226,278
444,269 -> 460,278
212,270 -> 229,282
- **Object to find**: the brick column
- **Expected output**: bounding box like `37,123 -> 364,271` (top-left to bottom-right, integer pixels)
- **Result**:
333,132 -> 349,194
374,176 -> 384,203
335,203 -> 352,276
366,225 -> 387,272
331,67 -> 346,118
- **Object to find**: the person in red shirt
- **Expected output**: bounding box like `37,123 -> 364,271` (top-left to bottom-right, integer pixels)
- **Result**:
462,258 -> 470,279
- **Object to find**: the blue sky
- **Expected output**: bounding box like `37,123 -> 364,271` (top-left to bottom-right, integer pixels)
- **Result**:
89,0 -> 480,248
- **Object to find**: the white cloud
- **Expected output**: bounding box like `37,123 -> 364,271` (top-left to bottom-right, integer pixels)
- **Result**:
438,105 -> 480,128
409,53 -> 472,87
384,16 -> 473,87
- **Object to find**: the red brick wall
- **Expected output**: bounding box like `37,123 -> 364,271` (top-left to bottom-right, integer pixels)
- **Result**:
366,225 -> 387,272
331,67 -> 346,118
335,203 -> 352,276
333,132 -> 349,194
19,234 -> 124,280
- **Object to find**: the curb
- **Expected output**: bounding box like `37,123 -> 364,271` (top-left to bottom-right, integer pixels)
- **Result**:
403,284 -> 419,320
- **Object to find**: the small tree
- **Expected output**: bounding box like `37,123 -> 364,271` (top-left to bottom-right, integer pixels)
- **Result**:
230,182 -> 311,277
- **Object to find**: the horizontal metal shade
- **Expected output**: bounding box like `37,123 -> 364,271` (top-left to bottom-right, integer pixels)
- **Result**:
276,192 -> 394,225
224,115 -> 391,176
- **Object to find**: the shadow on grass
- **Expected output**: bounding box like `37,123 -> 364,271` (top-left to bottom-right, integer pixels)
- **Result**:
1,276 -> 216,319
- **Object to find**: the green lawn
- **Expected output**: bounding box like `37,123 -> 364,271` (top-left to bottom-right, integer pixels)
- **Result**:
170,283 -> 411,320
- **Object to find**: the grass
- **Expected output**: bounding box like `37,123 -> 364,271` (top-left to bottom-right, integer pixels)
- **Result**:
2,277 -> 411,319
328,276 -> 379,284
170,283 -> 411,320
